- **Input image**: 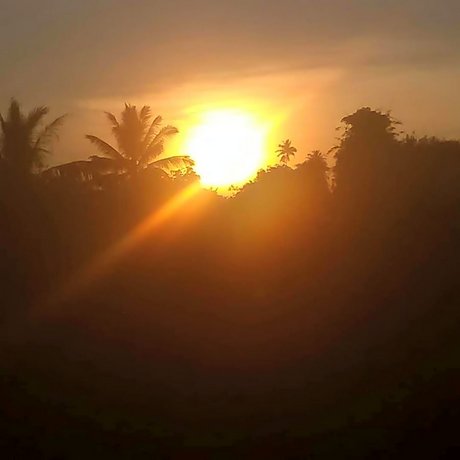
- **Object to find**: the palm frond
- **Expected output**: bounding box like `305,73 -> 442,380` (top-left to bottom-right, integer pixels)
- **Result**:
105,112 -> 119,128
142,115 -> 162,147
34,114 -> 66,152
121,104 -> 138,126
155,125 -> 179,139
151,155 -> 194,172
105,112 -> 122,148
86,135 -> 125,162
89,155 -> 123,174
143,125 -> 179,163
8,99 -> 22,123
140,142 -> 164,166
148,125 -> 178,150
26,106 -> 49,130
139,106 -> 152,127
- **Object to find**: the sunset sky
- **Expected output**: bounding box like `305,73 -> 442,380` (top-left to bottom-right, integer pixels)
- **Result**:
1,0 -> 460,166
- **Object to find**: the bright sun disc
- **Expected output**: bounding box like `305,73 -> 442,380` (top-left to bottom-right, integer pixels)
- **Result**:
186,110 -> 266,188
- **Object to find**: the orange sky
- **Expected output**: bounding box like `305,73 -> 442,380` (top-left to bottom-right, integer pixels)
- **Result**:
1,1 -> 460,167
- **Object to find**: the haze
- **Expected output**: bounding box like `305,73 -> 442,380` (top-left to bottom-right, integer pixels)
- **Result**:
2,0 -> 460,165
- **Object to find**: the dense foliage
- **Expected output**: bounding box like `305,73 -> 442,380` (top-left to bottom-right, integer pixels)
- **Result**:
1,105 -> 459,458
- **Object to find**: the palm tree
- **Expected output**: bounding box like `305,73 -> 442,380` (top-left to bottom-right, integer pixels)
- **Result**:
276,139 -> 297,164
86,104 -> 191,178
0,99 -> 66,175
306,150 -> 329,174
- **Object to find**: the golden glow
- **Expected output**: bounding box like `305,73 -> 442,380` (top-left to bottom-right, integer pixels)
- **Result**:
41,183 -> 201,314
185,109 -> 267,188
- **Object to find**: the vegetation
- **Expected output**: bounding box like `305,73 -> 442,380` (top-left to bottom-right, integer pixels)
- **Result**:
0,99 -> 65,176
276,138 -> 297,164
86,104 -> 191,178
1,102 -> 459,458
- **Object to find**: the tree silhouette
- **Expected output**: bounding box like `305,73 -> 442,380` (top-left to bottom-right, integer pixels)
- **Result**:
295,150 -> 331,204
2,101 -> 460,458
333,107 -> 399,200
0,99 -> 65,175
42,160 -> 96,184
276,139 -> 297,164
306,150 -> 328,175
86,104 -> 192,178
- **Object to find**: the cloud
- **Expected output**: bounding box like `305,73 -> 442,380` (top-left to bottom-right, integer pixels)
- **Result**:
1,0 -> 459,104
1,0 -> 460,164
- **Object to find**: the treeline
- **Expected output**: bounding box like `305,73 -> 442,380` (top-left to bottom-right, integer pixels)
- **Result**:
1,102 -> 459,458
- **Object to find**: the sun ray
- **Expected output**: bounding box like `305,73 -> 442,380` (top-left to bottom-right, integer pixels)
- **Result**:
42,182 -> 202,315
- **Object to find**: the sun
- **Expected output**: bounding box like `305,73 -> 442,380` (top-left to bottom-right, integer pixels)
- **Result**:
185,110 -> 267,188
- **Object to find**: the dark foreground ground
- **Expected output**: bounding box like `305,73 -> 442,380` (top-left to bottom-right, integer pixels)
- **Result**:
2,125 -> 460,457
1,204 -> 459,459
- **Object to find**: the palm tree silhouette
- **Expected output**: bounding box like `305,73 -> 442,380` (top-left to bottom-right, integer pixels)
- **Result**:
86,104 -> 191,178
276,139 -> 297,164
0,99 -> 65,175
306,150 -> 328,173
